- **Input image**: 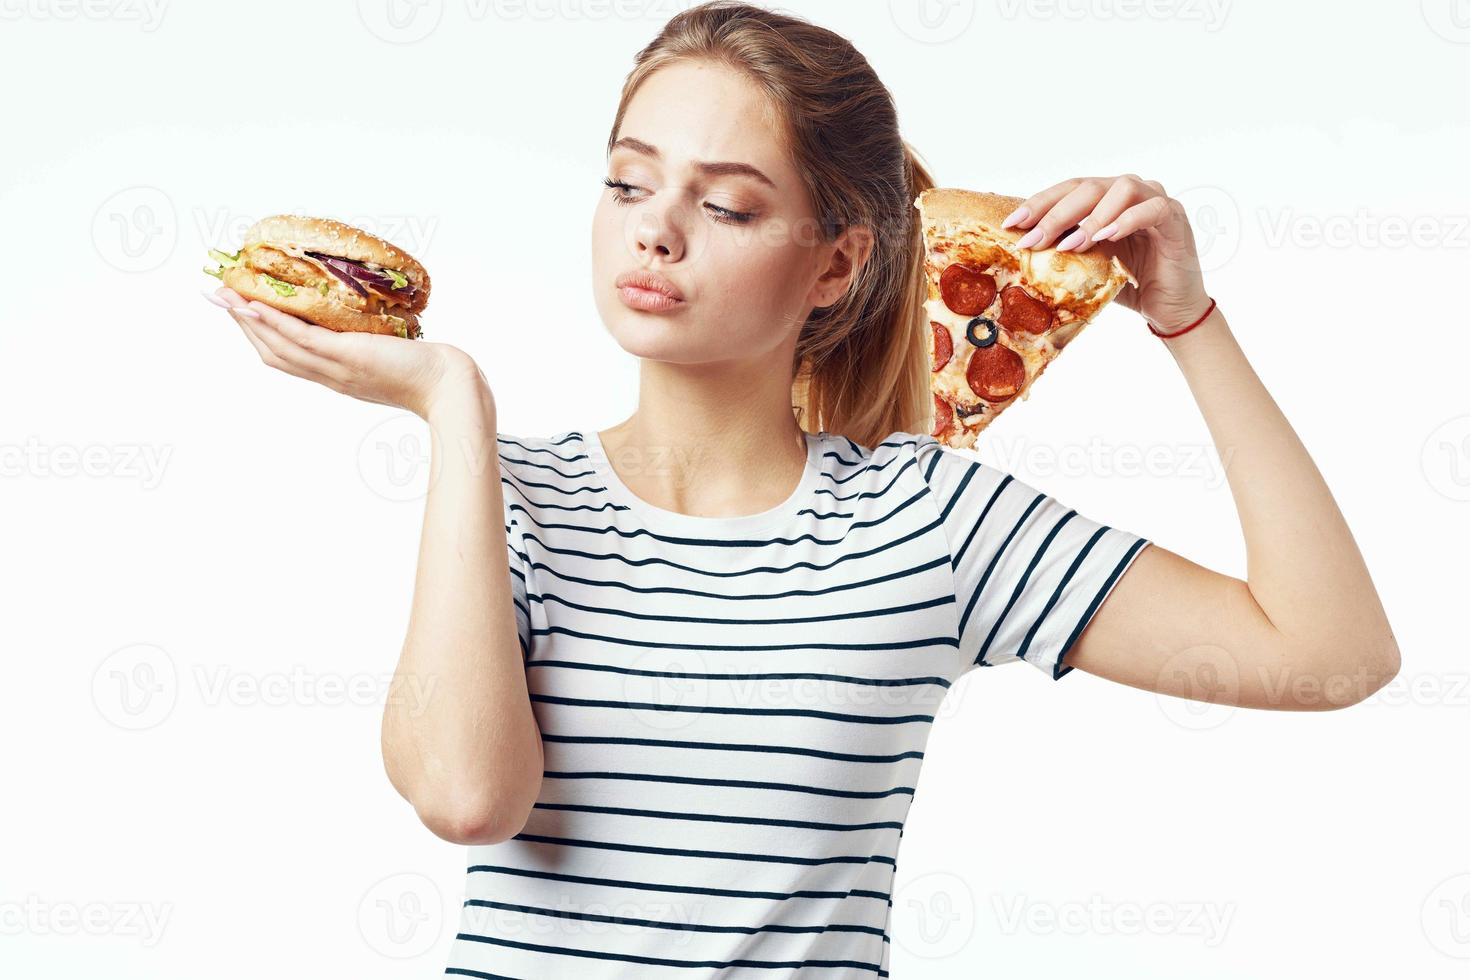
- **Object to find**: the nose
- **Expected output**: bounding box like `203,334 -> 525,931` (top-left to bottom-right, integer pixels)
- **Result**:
629,193 -> 689,263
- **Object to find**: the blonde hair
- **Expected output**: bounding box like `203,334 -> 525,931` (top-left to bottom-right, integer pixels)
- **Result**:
606,0 -> 937,450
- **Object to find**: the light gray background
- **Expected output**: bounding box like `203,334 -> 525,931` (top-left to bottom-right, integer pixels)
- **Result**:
2,0 -> 1466,976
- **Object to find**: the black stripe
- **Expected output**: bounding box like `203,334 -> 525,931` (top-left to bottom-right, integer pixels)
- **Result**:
532,693 -> 935,726
460,898 -> 886,937
537,590 -> 954,627
529,661 -> 950,691
531,801 -> 904,832
451,931 -> 883,973
528,623 -> 957,652
975,510 -> 1077,665
541,770 -> 915,799
467,863 -> 890,903
511,832 -> 896,868
1054,537 -> 1149,679
956,490 -> 1044,641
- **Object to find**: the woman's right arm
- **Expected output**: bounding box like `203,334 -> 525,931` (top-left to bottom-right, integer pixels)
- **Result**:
381,374 -> 544,845
209,286 -> 542,845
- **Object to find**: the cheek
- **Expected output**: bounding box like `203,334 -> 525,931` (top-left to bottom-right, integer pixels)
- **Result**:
700,235 -> 815,317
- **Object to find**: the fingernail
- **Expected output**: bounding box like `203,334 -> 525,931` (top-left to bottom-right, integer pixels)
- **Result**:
233,307 -> 261,319
1056,229 -> 1086,252
1001,206 -> 1029,229
202,290 -> 232,309
1091,223 -> 1119,242
1015,228 -> 1043,249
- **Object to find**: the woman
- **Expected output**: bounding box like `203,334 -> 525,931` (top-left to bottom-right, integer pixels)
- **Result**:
206,2 -> 1399,974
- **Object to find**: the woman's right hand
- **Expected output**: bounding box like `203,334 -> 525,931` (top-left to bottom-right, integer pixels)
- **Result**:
207,286 -> 487,419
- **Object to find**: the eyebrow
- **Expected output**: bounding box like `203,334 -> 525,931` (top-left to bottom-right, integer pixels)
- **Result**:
610,136 -> 777,190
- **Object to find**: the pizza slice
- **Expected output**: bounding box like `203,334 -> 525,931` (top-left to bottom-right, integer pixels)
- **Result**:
915,188 -> 1136,450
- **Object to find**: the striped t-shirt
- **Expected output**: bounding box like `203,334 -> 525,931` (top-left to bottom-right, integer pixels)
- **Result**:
445,428 -> 1148,978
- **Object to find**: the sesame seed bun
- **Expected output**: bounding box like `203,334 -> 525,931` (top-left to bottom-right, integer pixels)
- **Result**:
217,214 -> 431,339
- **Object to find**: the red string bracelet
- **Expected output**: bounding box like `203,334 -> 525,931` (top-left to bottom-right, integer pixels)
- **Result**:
1148,297 -> 1217,339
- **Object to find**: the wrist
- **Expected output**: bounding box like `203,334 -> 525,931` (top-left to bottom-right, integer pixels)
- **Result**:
1148,295 -> 1216,339
423,352 -> 494,425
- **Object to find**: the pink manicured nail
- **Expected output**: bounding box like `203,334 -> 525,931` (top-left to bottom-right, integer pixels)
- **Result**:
233,307 -> 261,319
1001,206 -> 1030,229
1091,222 -> 1119,242
1015,228 -> 1043,249
1056,229 -> 1086,252
202,290 -> 232,308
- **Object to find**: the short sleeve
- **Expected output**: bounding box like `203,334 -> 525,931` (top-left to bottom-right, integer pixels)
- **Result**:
915,435 -> 1150,680
496,442 -> 535,662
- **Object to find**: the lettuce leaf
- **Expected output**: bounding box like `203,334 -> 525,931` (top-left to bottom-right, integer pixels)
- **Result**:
261,273 -> 296,297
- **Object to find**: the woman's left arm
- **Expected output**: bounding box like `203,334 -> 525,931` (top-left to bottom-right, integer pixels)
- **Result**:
1003,175 -> 1401,710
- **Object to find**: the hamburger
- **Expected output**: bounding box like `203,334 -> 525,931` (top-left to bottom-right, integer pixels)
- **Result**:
204,215 -> 429,339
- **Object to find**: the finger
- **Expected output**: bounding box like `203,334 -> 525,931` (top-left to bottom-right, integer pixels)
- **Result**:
247,300 -> 344,351
1013,177 -> 1115,250
232,314 -> 329,385
1064,175 -> 1158,253
1000,177 -> 1085,231
234,308 -> 351,386
1090,195 -> 1174,246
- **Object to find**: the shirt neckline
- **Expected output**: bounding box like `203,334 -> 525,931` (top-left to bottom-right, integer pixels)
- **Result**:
580,428 -> 826,536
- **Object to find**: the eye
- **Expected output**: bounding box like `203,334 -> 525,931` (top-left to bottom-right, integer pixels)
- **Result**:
601,177 -> 756,225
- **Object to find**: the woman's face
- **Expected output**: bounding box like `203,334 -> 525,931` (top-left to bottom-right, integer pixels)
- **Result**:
591,59 -> 851,368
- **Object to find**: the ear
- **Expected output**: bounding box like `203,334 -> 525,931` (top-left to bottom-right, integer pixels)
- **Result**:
809,224 -> 876,309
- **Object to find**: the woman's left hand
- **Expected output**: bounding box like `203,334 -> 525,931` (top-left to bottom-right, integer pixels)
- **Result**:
1002,175 -> 1212,333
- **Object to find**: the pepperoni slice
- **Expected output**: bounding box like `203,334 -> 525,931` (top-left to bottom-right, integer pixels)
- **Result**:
939,263 -> 997,316
997,285 -> 1053,334
931,394 -> 953,437
930,321 -> 953,372
965,343 -> 1026,402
